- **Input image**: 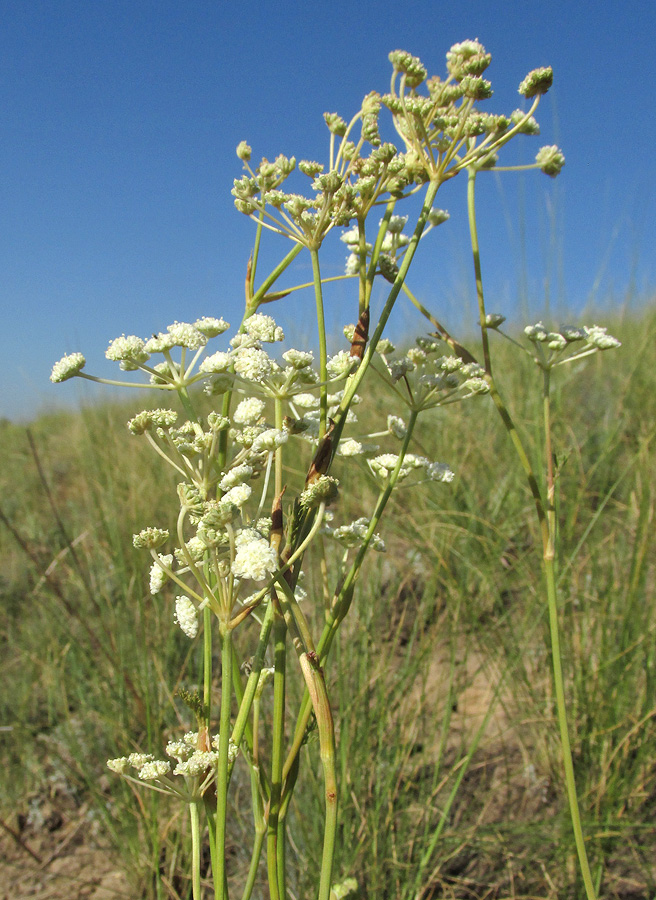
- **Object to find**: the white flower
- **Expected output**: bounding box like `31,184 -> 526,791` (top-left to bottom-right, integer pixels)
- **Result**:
385,215 -> 408,234
387,415 -> 407,439
299,475 -> 339,509
340,227 -> 360,247
199,351 -> 232,374
219,464 -> 253,492
331,518 -> 385,551
245,313 -> 284,342
369,454 -> 400,480
337,438 -> 365,457
293,393 -> 320,409
222,484 -> 252,508
105,335 -> 149,364
149,554 -> 173,594
107,757 -> 129,774
283,349 -> 314,369
127,753 -> 154,768
174,750 -> 218,776
165,321 -> 208,349
584,325 -> 621,350
233,397 -> 266,425
50,352 -> 86,383
327,350 -> 358,379
251,428 -> 288,454
232,533 -> 278,581
233,347 -> 276,382
138,760 -> 171,780
133,527 -> 169,550
426,462 -> 455,483
174,596 -> 199,638
194,316 -> 229,337
387,358 -> 414,381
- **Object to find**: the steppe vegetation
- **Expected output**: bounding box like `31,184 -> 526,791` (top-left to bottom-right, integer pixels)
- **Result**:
2,42 -> 654,900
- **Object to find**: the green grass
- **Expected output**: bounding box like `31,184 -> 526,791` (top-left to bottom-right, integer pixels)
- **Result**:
1,305 -> 655,899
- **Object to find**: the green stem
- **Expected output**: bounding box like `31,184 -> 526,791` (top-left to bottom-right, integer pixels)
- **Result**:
466,166 -> 549,546
310,248 -> 328,438
189,801 -> 203,900
542,376 -> 597,900
332,179 -> 440,448
230,603 -> 274,767
203,606 -> 212,726
545,555 -> 597,900
240,769 -> 266,900
283,409 -> 420,782
467,164 -> 597,900
267,604 -> 287,900
299,652 -> 337,900
215,627 -> 234,900
249,242 -> 303,311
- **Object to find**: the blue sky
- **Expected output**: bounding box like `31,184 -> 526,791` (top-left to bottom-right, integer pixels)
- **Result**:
2,0 -> 654,421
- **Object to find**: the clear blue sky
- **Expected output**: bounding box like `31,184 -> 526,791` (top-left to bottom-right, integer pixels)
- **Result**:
2,0 -> 654,421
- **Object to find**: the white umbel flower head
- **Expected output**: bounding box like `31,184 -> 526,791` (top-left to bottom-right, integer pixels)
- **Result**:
133,527 -> 169,550
174,596 -> 199,638
106,335 -> 150,365
251,428 -> 288,454
232,531 -> 278,581
219,464 -> 253,492
222,483 -> 252,508
584,325 -> 621,350
233,347 -> 276,382
150,554 -> 173,594
200,351 -> 232,374
193,316 -> 230,337
138,760 -> 171,780
245,313 -> 284,342
50,352 -> 86,383
233,397 -> 266,425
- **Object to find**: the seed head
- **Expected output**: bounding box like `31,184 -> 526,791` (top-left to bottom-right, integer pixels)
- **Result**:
519,67 -> 553,98
535,145 -> 565,177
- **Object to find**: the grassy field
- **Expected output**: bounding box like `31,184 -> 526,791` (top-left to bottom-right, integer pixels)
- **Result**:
1,304 -> 655,899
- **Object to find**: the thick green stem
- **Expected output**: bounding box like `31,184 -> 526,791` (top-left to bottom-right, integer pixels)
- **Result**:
283,410 -> 420,781
299,653 -> 337,900
189,800 -> 203,900
203,606 -> 212,726
267,605 -> 287,900
215,628 -> 234,900
310,248 -> 328,438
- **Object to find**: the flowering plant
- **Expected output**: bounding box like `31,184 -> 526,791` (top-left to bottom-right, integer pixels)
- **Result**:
52,43 -> 617,900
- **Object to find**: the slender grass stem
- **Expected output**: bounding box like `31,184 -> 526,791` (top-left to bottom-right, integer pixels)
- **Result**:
466,163 -> 597,900
543,375 -> 597,900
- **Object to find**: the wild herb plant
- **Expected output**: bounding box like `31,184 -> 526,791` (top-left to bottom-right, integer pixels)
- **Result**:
50,42 -> 619,900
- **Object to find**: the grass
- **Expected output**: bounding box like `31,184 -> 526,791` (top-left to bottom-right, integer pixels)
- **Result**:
1,304 -> 655,899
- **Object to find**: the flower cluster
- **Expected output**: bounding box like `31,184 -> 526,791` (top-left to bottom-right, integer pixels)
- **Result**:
383,44 -> 563,182
107,730 -> 238,799
372,335 -> 490,410
523,321 -> 621,369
